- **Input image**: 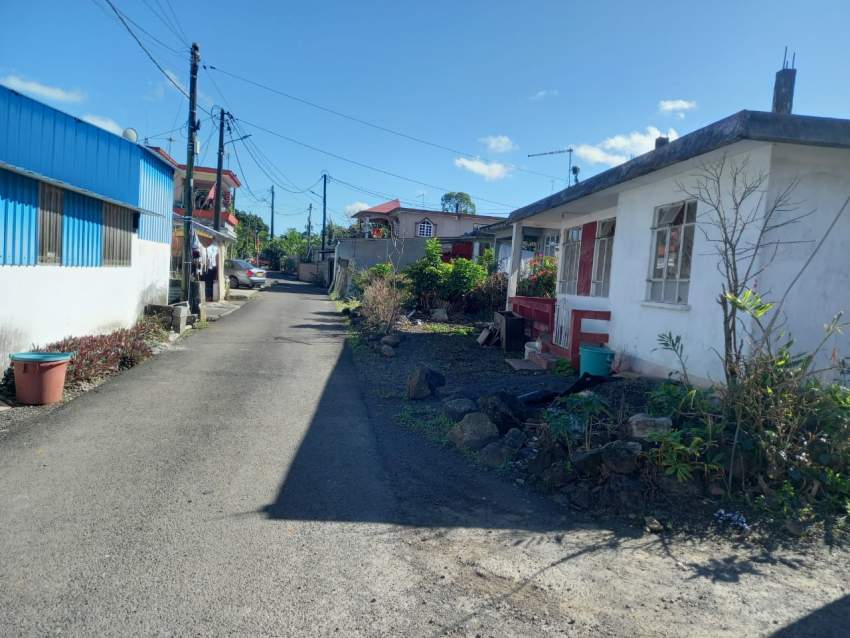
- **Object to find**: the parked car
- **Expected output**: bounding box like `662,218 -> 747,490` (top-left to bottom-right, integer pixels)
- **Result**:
225,259 -> 267,288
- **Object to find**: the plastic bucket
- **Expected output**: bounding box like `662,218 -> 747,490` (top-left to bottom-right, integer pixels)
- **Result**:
578,344 -> 614,377
10,352 -> 74,405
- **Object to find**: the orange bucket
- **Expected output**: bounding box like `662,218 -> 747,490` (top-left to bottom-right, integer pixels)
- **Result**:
10,352 -> 73,405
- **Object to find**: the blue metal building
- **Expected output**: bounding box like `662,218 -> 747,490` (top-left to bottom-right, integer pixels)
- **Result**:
0,84 -> 174,266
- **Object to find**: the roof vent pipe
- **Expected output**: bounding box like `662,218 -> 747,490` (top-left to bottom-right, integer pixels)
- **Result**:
773,48 -> 797,114
655,136 -> 669,149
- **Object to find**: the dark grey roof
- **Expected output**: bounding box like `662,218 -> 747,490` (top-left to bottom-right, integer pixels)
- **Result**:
509,110 -> 850,223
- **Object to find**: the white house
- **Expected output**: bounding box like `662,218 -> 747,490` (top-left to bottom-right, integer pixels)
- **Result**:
0,86 -> 174,364
505,67 -> 850,384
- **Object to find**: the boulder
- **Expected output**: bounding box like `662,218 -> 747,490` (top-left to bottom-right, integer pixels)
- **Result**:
430,308 -> 449,322
381,334 -> 402,347
541,462 -> 570,491
601,440 -> 642,474
380,345 -> 396,357
502,428 -> 527,450
406,365 -> 446,400
478,441 -> 517,468
442,397 -> 477,421
571,447 -> 605,476
478,391 -> 525,435
447,412 -> 499,450
626,413 -> 673,440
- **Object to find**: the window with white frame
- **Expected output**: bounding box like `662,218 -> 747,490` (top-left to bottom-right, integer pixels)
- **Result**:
417,218 -> 434,237
542,231 -> 560,258
591,218 -> 615,297
558,227 -> 582,295
647,200 -> 696,304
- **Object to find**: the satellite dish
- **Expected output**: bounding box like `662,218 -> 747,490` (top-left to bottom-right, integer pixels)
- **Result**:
122,128 -> 139,143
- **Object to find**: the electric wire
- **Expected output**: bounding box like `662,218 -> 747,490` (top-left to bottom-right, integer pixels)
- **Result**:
207,65 -> 566,184
233,116 -> 515,210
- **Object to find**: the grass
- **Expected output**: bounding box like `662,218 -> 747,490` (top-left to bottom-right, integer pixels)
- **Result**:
397,405 -> 455,442
422,323 -> 475,336
193,320 -> 209,330
335,298 -> 361,314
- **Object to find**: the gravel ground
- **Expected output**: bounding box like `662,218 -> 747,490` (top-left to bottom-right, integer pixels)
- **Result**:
350,319 -> 850,637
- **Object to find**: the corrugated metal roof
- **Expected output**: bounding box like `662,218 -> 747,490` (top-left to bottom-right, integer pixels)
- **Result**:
0,169 -> 38,266
0,85 -> 174,225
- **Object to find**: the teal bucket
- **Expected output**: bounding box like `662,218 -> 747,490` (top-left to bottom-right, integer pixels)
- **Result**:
579,344 -> 614,377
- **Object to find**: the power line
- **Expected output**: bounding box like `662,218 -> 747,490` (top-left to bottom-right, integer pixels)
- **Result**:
141,0 -> 187,46
103,0 -> 190,100
233,116 -> 516,210
160,0 -> 190,44
207,65 -> 566,184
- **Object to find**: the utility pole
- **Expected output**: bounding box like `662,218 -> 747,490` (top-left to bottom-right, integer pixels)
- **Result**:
270,185 -> 275,240
321,173 -> 328,257
306,203 -> 313,262
182,42 -> 201,303
213,107 -> 225,231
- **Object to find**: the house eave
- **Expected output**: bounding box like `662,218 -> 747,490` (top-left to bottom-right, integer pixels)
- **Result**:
509,110 -> 850,224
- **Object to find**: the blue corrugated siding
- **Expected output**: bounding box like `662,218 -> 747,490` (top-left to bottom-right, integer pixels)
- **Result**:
137,152 -> 173,244
0,85 -> 155,208
0,168 -> 38,265
62,191 -> 103,267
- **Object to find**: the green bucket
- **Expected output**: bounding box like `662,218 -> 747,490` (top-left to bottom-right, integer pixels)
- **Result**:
579,344 -> 614,377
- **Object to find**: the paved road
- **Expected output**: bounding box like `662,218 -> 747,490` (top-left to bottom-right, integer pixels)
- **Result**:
2,280 -> 848,637
0,279 -> 567,636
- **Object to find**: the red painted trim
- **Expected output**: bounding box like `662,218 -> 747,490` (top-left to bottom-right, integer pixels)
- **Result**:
569,309 -> 611,367
576,221 -> 597,296
509,296 -> 556,338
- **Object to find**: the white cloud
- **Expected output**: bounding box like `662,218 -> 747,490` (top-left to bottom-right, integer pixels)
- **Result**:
453,157 -> 512,181
659,99 -> 696,119
479,134 -> 516,153
345,201 -> 370,216
81,114 -> 124,136
574,126 -> 680,167
529,89 -> 558,101
0,74 -> 84,103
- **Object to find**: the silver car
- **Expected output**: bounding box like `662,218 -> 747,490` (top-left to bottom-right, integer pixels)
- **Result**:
225,259 -> 267,288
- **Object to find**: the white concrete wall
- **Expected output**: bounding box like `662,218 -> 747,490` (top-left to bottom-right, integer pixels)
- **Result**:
0,237 -> 169,366
605,144 -> 772,383
757,144 -> 850,373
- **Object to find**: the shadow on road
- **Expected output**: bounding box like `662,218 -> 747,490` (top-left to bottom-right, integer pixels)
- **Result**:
770,594 -> 850,637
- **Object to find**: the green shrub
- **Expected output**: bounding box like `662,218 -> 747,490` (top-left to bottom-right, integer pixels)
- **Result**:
405,238 -> 451,309
445,258 -> 486,299
463,272 -> 508,318
476,247 -> 497,274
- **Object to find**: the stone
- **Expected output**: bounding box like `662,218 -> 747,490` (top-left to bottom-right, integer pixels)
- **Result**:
171,304 -> 189,333
447,412 -> 500,450
380,345 -> 396,357
601,440 -> 642,474
478,441 -> 517,468
380,334 -> 401,347
627,413 -> 673,440
502,428 -> 527,450
430,308 -> 449,322
571,447 -> 605,476
442,397 -> 477,421
570,486 -> 592,510
406,365 -> 446,400
478,391 -> 525,435
541,462 -> 569,491
644,516 -> 664,533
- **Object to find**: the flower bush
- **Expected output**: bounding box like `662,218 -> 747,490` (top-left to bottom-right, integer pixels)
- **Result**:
517,255 -> 557,298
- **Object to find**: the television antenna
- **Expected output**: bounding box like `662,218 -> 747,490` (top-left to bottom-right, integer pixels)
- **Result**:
527,147 -> 579,184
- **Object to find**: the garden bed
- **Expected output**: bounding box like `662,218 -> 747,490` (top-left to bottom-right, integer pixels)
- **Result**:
346,312 -> 849,545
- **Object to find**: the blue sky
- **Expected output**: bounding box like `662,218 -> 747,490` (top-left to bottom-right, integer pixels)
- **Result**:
2,0 -> 849,232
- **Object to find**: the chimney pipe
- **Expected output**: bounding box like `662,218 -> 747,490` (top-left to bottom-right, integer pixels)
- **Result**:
772,66 -> 796,115
655,136 -> 669,149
